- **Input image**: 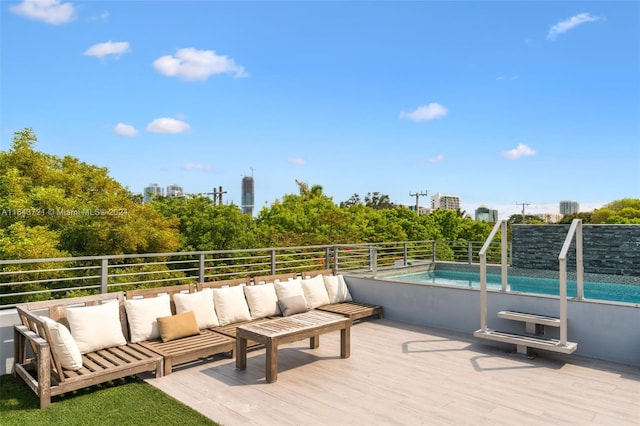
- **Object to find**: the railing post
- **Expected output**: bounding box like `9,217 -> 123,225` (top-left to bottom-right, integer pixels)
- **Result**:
403,243 -> 408,266
480,253 -> 487,332
270,249 -> 276,274
467,241 -> 473,265
501,221 -> 508,291
324,247 -> 331,271
432,241 -> 436,262
332,246 -> 339,273
370,247 -> 377,277
559,257 -> 568,345
199,253 -> 205,283
576,221 -> 584,300
100,258 -> 108,294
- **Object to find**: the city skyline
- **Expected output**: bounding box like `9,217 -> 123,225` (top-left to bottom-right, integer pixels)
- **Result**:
2,1 -> 638,221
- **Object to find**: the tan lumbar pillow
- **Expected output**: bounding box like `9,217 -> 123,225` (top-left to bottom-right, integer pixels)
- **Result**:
156,311 -> 200,342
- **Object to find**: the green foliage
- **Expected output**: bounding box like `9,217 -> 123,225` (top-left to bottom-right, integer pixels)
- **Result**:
590,199 -> 640,224
150,195 -> 258,251
0,375 -> 219,425
0,128 -> 181,256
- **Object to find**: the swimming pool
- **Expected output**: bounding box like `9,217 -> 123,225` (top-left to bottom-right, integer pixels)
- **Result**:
388,269 -> 640,304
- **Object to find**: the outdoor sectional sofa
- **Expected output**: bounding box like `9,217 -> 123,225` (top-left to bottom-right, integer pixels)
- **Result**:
13,270 -> 382,408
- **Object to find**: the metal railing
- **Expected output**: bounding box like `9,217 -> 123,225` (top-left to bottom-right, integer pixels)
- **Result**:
1,239 -> 510,308
558,218 -> 584,345
479,220 -> 509,332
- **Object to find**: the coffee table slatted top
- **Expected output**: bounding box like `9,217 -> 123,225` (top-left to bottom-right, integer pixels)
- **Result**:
238,311 -> 348,337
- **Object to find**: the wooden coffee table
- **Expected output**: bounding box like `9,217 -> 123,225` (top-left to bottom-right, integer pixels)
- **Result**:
235,311 -> 351,383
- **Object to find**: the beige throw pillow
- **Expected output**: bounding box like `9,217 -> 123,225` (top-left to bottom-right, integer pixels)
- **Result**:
157,311 -> 200,342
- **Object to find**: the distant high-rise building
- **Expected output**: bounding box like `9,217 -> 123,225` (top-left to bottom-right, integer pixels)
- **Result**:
143,183 -> 164,202
166,184 -> 184,198
559,200 -> 580,215
431,193 -> 460,211
475,205 -> 498,223
241,175 -> 254,215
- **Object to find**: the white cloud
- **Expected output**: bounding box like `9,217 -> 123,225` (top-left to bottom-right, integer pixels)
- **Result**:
89,11 -> 109,22
84,41 -> 130,59
400,103 -> 448,122
113,123 -> 137,136
181,163 -> 213,172
10,0 -> 75,24
146,118 -> 190,134
547,13 -> 600,40
428,154 -> 445,163
502,143 -> 536,160
288,157 -> 306,165
153,48 -> 248,81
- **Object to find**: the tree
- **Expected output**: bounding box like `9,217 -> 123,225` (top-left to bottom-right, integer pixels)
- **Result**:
339,193 -> 362,208
0,128 -> 181,256
150,195 -> 258,251
364,192 -> 395,210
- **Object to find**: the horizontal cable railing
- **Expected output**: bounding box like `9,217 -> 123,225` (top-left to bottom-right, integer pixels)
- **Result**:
0,240 -> 509,308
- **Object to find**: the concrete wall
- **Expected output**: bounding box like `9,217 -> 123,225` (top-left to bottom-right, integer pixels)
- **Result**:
1,309 -> 19,375
345,275 -> 640,367
512,224 -> 640,276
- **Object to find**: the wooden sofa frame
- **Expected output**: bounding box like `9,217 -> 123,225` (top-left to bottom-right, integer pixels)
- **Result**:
301,269 -> 384,321
125,284 -> 235,375
14,292 -> 164,409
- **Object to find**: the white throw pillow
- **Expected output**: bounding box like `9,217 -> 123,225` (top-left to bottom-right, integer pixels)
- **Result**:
274,277 -> 305,300
67,300 -> 127,353
124,294 -> 172,343
323,274 -> 353,303
41,316 -> 83,370
173,288 -> 220,328
244,283 -> 281,319
301,274 -> 331,309
212,285 -> 252,326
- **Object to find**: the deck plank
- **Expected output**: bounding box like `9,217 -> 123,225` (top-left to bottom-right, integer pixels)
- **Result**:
143,319 -> 640,425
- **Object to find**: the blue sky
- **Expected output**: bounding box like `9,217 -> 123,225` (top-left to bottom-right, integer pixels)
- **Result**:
2,1 -> 639,219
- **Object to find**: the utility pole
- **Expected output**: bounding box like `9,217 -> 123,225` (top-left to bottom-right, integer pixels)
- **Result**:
516,201 -> 531,223
409,190 -> 428,215
205,186 -> 227,206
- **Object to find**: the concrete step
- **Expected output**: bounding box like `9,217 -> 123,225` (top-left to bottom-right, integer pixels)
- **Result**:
497,310 -> 561,327
474,329 -> 578,354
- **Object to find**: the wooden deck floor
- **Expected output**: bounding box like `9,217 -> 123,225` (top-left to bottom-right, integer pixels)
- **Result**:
143,319 -> 640,425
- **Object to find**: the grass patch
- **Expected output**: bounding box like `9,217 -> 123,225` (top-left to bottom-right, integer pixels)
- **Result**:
0,374 -> 219,425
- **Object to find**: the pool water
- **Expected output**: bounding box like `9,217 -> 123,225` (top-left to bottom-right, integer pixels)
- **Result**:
389,270 -> 640,304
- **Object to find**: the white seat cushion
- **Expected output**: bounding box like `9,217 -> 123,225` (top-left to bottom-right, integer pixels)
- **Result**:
67,300 -> 127,353
212,285 -> 252,326
274,277 -> 305,300
41,316 -> 83,370
323,274 -> 353,303
301,274 -> 331,309
124,294 -> 172,343
173,288 -> 220,328
244,283 -> 281,319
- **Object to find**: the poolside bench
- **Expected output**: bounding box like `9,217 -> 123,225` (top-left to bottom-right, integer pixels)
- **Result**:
125,285 -> 235,375
14,292 -> 164,409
